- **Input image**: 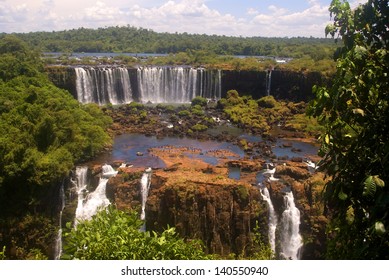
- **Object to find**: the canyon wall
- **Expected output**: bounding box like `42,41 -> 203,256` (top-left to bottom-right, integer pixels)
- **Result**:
106,165 -> 268,257
46,66 -> 328,103
104,158 -> 327,259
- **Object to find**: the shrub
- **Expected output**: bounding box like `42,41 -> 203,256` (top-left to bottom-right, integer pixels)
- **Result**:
191,123 -> 208,132
258,96 -> 278,108
191,96 -> 208,107
63,206 -> 210,260
178,110 -> 191,117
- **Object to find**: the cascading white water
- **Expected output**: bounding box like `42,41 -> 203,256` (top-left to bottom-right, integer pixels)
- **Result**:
75,177 -> 110,222
74,166 -> 88,226
140,168 -> 152,221
102,163 -> 118,177
75,67 -> 133,105
259,186 -> 278,253
266,69 -> 272,96
75,66 -> 221,104
74,165 -> 117,226
137,66 -> 221,103
54,180 -> 65,260
263,163 -> 279,181
280,190 -> 303,260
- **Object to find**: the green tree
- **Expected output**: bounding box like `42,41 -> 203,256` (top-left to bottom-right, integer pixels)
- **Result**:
63,206 -> 211,260
308,0 -> 388,259
0,36 -> 112,258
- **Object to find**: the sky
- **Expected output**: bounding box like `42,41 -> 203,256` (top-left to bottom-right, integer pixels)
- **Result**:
0,0 -> 368,37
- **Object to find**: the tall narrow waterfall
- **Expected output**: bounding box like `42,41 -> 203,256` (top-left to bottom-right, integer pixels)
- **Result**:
266,69 -> 272,96
73,166 -> 88,226
75,67 -> 133,105
54,180 -> 65,260
140,167 -> 152,221
280,190 -> 303,260
259,186 -> 278,253
137,67 -> 221,103
74,165 -> 117,226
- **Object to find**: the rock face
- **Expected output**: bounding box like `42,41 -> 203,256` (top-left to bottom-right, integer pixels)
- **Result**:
105,145 -> 328,259
146,177 -> 266,256
106,147 -> 269,257
46,66 -> 329,103
266,161 -> 327,259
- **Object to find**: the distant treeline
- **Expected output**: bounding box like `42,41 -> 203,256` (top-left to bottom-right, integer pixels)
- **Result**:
2,25 -> 336,60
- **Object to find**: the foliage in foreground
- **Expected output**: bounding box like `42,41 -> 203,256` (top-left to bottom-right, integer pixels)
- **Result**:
63,206 -> 275,260
308,0 -> 388,259
63,206 -> 212,260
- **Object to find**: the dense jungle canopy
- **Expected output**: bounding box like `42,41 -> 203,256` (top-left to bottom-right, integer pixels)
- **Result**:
2,26 -> 336,60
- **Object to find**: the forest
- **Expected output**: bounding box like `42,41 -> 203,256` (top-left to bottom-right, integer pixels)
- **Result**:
0,25 -> 339,74
0,0 -> 388,260
3,26 -> 336,60
0,36 -> 112,259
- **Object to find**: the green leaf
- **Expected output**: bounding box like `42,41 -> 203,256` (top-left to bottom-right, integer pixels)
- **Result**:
372,175 -> 385,188
346,206 -> 355,224
354,45 -> 367,60
338,188 -> 348,200
375,221 -> 386,236
325,134 -> 330,145
363,175 -> 376,198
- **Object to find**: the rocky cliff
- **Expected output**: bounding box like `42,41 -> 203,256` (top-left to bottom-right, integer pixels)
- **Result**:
105,144 -> 327,258
46,66 -> 328,102
106,149 -> 269,257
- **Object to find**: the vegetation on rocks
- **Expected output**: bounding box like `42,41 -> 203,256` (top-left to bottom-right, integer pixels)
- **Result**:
217,90 -> 322,137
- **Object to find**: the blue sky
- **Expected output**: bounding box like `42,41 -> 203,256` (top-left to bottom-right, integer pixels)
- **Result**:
0,0 -> 367,37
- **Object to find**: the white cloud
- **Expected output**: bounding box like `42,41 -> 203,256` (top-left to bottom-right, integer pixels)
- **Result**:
125,0 -> 239,35
250,1 -> 330,37
0,3 -> 29,24
84,1 -> 124,21
0,0 -> 369,37
247,8 -> 258,16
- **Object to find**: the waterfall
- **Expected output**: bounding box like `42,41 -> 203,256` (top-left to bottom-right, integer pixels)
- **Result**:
266,69 -> 272,96
74,165 -> 116,226
102,163 -> 118,177
305,159 -> 318,173
137,66 -> 221,103
73,166 -> 88,226
74,66 -> 221,104
280,190 -> 303,260
263,163 -> 279,181
75,67 -> 133,105
54,180 -> 65,260
259,186 -> 278,253
75,178 -> 110,223
140,167 -> 152,221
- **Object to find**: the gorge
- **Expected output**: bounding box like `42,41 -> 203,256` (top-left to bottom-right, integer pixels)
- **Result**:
56,126 -> 325,259
46,64 -> 328,260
